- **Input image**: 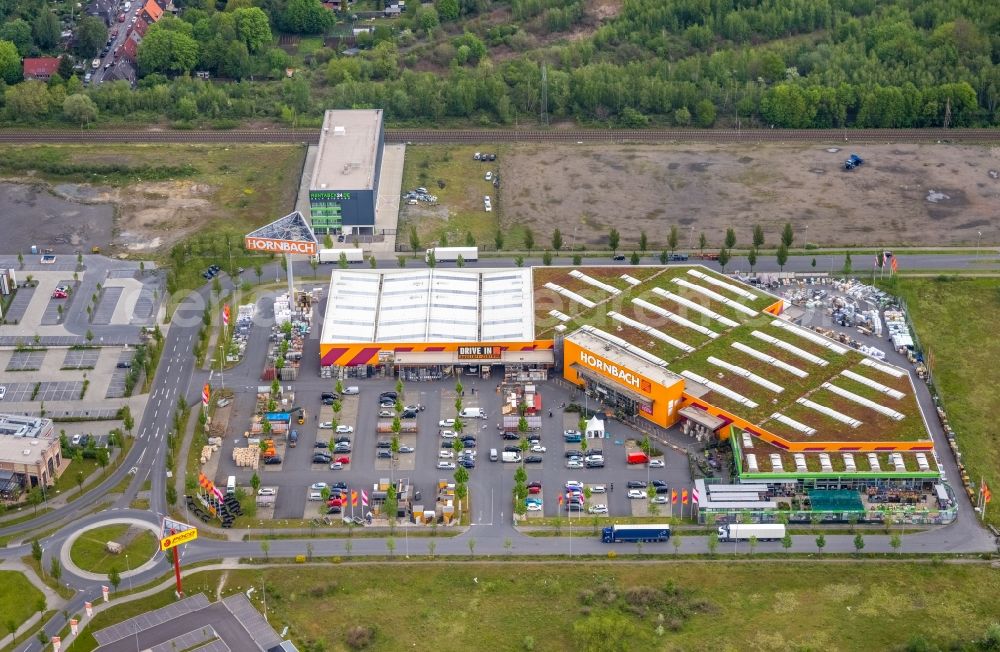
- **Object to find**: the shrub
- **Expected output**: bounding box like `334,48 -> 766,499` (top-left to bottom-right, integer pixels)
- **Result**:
345,625 -> 375,650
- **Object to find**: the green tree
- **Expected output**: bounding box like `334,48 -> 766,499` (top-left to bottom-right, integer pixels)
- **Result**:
409,226 -> 421,256
638,231 -> 648,252
464,231 -> 475,247
698,232 -> 707,254
659,250 -> 668,264
815,534 -> 826,555
724,227 -> 736,250
250,472 -> 261,494
707,531 -> 719,556
260,540 -> 270,560
234,7 -> 272,53
31,539 -> 42,563
523,227 -> 534,253
776,243 -> 789,271
542,251 -> 553,266
75,470 -> 85,494
843,252 -> 853,275
747,247 -> 757,272
1,20 -> 32,56
748,535 -> 758,556
385,537 -> 396,557
629,251 -> 640,265
280,0 -> 334,34
27,486 -> 43,514
718,248 -> 730,272
32,12 -> 60,50
573,254 -> 582,265
63,93 -> 98,127
494,230 -> 504,251
671,532 -> 681,555
338,252 -> 348,269
890,532 -> 902,554
436,0 -> 459,21
551,228 -> 563,252
50,557 -> 61,582
416,5 -> 439,31
853,533 -> 865,555
137,25 -> 200,75
456,254 -> 465,268
467,537 -> 476,558
427,251 -> 436,268
781,222 -> 794,248
6,81 -> 50,120
384,485 -> 398,531
781,532 -> 792,551
108,566 -> 121,592
608,228 -> 620,254
74,16 -> 108,58
668,225 -> 679,256
694,98 -> 717,127
752,224 -> 765,249
514,255 -> 523,267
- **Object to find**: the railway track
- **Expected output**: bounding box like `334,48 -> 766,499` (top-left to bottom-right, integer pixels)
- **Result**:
0,127 -> 996,144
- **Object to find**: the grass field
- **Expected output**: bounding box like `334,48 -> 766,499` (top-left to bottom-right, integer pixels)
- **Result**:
68,524 -> 158,575
0,570 -> 45,638
51,457 -> 100,498
65,562 -> 1000,652
890,277 -> 1000,527
397,144 -> 504,250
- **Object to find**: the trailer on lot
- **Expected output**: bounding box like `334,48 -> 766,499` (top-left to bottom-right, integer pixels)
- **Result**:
425,247 -> 478,263
717,523 -> 786,542
601,524 -> 671,543
314,248 -> 364,264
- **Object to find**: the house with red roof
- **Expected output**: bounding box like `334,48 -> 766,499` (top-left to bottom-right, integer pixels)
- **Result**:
141,0 -> 162,23
22,57 -> 60,81
132,17 -> 149,36
121,29 -> 143,62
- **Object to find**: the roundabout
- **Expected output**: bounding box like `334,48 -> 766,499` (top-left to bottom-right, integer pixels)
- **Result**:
61,518 -> 165,582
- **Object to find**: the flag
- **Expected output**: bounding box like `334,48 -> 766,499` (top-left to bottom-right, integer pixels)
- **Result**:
351,490 -> 358,506
681,489 -> 688,504
70,619 -> 78,636
85,602 -> 93,618
52,637 -> 61,652
101,586 -> 109,602
671,489 -> 678,504
222,304 -> 230,327
361,490 -> 369,507
890,256 -> 898,273
875,252 -> 884,268
558,494 -> 564,505
202,383 -> 210,407
984,481 -> 992,504
691,487 -> 700,503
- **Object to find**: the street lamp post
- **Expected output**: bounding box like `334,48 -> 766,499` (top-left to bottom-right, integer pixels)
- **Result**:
976,231 -> 982,260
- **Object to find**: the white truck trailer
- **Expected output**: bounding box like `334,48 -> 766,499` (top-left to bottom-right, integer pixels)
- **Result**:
717,523 -> 786,542
314,248 -> 364,264
425,247 -> 478,263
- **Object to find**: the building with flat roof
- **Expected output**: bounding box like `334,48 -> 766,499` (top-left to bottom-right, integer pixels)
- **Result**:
0,414 -> 61,491
309,109 -> 385,236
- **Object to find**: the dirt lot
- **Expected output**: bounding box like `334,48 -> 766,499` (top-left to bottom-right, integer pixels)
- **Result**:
501,143 -> 1000,248
0,144 -> 306,254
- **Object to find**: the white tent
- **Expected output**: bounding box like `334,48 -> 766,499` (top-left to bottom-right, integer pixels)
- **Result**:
585,416 -> 605,439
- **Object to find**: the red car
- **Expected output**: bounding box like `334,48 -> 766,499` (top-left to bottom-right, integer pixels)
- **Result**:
528,486 -> 541,494
51,290 -> 67,299
327,497 -> 344,507
335,456 -> 350,465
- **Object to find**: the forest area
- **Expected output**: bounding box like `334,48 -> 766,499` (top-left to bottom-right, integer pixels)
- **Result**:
0,0 -> 998,128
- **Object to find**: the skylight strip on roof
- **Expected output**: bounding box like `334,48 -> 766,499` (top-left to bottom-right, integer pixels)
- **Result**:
750,331 -> 828,366
770,412 -> 817,436
840,370 -> 904,399
795,397 -> 862,427
731,341 -> 808,378
707,356 -> 784,393
686,268 -> 758,300
544,282 -> 596,308
823,383 -> 905,421
608,311 -> 694,353
569,270 -> 621,295
581,325 -> 669,367
631,298 -> 719,338
651,288 -> 740,327
680,370 -> 759,408
770,319 -> 848,354
860,357 -> 907,378
673,278 -> 759,316
620,274 -> 641,286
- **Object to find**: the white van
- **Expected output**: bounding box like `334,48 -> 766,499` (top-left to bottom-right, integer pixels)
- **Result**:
308,491 -> 323,501
489,448 -> 498,462
459,407 -> 486,419
226,475 -> 236,495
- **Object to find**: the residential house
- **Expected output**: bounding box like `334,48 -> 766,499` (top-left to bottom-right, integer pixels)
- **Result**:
86,0 -> 118,26
121,29 -> 143,62
104,59 -> 137,86
141,0 -> 163,23
132,17 -> 149,36
22,57 -> 60,81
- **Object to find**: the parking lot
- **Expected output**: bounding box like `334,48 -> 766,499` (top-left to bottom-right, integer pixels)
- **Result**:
0,380 -> 84,402
63,348 -> 101,369
6,350 -> 47,371
209,371 -> 695,525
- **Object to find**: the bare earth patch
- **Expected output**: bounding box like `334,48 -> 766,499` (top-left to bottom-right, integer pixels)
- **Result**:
113,181 -> 217,251
501,143 -> 1000,248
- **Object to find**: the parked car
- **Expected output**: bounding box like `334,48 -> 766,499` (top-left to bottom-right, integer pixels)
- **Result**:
398,446 -> 414,453
528,485 -> 542,494
627,489 -> 645,499
379,391 -> 397,400
527,481 -> 542,490
651,495 -> 669,504
319,422 -> 333,429
591,485 -> 607,493
440,440 -> 454,449
627,481 -> 648,489
330,462 -> 343,470
530,444 -> 546,453
438,450 -> 455,459
51,290 -> 67,299
485,171 -> 493,181
503,446 -> 521,453
437,461 -> 456,470
564,450 -> 583,458
459,459 -> 475,469
612,254 -> 626,261
524,455 -> 543,464
502,432 -> 520,440
335,436 -> 351,444
461,438 -> 477,448
314,441 -> 330,449
564,481 -> 583,491
650,480 -> 667,487
331,482 -> 348,490
526,503 -> 542,512
566,459 -> 584,469
116,361 -> 132,369
439,419 -> 455,427
342,386 -> 360,395
377,450 -> 392,459
649,459 -> 665,468
334,444 -> 351,453
263,455 -> 282,464
335,456 -> 350,464
380,401 -> 395,409
310,482 -> 328,490
378,410 -> 393,418
312,454 -> 331,464
440,430 -> 457,438
376,441 -> 391,448
588,504 -> 608,514
257,488 -> 275,496
335,425 -> 354,434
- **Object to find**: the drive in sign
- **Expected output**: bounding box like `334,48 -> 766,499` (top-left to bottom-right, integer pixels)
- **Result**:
244,237 -> 317,255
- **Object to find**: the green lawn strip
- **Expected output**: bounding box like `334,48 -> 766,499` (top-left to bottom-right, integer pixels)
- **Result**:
888,277 -> 1000,527
19,556 -> 75,600
51,457 -> 100,500
62,563 -> 1000,652
68,524 -> 158,576
0,507 -> 54,528
0,570 -> 46,638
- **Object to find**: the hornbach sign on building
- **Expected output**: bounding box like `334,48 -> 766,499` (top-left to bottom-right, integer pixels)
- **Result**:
244,238 -> 317,256
578,350 -> 653,393
458,345 -> 503,360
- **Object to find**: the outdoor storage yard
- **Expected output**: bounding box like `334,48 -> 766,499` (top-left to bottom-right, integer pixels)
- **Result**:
499,142 -> 1000,249
0,144 -> 306,254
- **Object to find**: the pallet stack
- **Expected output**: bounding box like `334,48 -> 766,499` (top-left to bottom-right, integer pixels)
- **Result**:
232,446 -> 260,470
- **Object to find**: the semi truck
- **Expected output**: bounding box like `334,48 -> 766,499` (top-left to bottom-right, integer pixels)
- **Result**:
425,247 -> 478,263
717,523 -> 786,542
601,524 -> 671,543
314,248 -> 364,264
